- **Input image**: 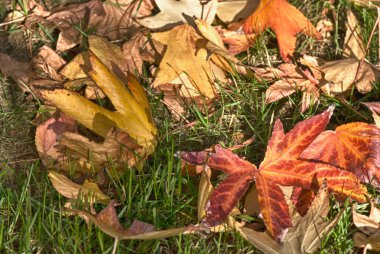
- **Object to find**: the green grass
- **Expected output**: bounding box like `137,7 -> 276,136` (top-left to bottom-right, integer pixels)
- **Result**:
1,0 -> 380,253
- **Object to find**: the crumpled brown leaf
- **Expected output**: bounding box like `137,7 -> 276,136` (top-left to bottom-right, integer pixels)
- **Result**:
363,102 -> 380,127
343,10 -> 366,60
138,0 -> 217,30
67,200 -> 197,240
45,0 -> 154,52
48,171 -> 110,205
241,183 -> 343,254
353,202 -> 380,253
260,58 -> 322,112
320,58 -> 380,95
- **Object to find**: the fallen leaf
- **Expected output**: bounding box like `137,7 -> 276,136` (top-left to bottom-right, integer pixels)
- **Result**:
151,20 -> 238,117
301,122 -> 380,186
181,106 -> 368,241
48,171 -> 110,204
35,112 -> 77,169
242,0 -> 321,62
138,0 -> 217,30
241,183 -> 344,254
320,58 -> 379,94
67,200 -> 197,240
0,53 -> 34,92
343,10 -> 366,60
216,0 -> 258,23
46,0 -> 154,51
41,51 -> 157,172
353,202 -> 380,252
363,102 -> 380,127
263,61 -> 322,112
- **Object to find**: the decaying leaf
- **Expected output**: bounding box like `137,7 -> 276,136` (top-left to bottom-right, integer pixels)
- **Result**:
35,112 -> 77,169
241,183 -> 343,254
181,107 -> 368,241
45,0 -> 154,52
68,200 -> 197,240
343,10 -> 366,60
321,58 -> 380,95
353,202 -> 380,252
48,171 -> 110,205
363,102 -> 380,127
264,62 -> 322,112
242,0 -> 321,62
40,50 -> 157,173
138,0 -> 217,30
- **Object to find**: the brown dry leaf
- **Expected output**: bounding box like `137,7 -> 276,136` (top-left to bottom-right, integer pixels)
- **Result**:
32,45 -> 66,81
363,102 -> 380,127
264,62 -> 322,112
60,127 -> 142,173
240,183 -> 343,254
40,51 -> 157,173
316,19 -> 333,40
67,200 -> 197,240
353,202 -> 380,252
343,10 -> 366,60
216,0 -> 259,23
46,0 -> 154,52
48,171 -> 110,205
138,0 -> 217,30
35,112 -> 77,169
0,53 -> 34,92
321,58 -> 380,95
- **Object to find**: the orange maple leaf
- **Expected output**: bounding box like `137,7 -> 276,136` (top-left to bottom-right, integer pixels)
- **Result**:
181,107 -> 368,242
242,0 -> 321,62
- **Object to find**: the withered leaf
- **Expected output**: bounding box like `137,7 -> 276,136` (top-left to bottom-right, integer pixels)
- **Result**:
241,183 -> 343,254
363,102 -> 380,127
139,0 -> 217,30
35,112 -> 77,169
353,202 -> 380,252
68,200 -> 196,240
343,10 -> 366,60
48,171 -> 110,205
321,58 -> 380,95
46,0 -> 154,52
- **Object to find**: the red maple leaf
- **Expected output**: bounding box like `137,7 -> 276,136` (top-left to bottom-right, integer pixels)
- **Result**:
181,107 -> 369,241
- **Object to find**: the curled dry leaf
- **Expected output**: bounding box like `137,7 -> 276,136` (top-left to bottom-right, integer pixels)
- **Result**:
138,0 -> 217,30
45,0 -> 154,52
241,0 -> 321,62
363,102 -> 380,127
241,183 -> 344,254
40,51 -> 157,173
48,171 -> 110,205
343,10 -> 366,60
67,200 -> 197,240
320,58 -> 380,95
353,202 -> 380,252
264,61 -> 322,112
181,106 -> 368,241
35,111 -> 77,169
